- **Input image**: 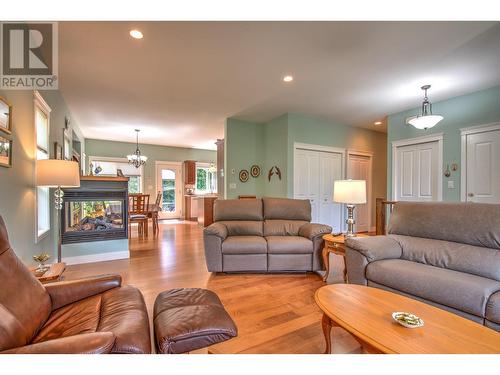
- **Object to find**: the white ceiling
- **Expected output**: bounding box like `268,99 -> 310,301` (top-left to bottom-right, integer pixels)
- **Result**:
59,22 -> 500,150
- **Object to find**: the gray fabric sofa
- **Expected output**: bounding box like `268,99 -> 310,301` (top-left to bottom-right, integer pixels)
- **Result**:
204,198 -> 332,273
345,202 -> 500,331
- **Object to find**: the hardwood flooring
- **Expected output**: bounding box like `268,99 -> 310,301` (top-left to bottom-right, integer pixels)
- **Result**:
63,220 -> 362,354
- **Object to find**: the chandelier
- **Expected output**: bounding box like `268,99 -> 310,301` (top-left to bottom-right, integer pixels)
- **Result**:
127,129 -> 147,168
407,85 -> 444,130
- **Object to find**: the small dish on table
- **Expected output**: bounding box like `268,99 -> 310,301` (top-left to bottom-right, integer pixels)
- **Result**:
392,312 -> 424,328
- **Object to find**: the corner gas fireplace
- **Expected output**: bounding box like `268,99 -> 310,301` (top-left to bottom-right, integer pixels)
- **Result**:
61,177 -> 129,244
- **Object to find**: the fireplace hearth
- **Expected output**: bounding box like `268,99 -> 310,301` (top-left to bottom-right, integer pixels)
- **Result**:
62,177 -> 129,244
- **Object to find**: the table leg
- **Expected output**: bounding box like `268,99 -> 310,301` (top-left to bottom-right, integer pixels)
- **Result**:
321,313 -> 332,354
342,255 -> 348,284
322,247 -> 330,282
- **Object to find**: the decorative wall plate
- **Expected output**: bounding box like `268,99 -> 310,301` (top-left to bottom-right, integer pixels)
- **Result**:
250,165 -> 261,178
239,169 -> 249,182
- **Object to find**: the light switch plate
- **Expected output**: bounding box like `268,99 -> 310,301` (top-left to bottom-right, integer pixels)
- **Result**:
448,180 -> 454,189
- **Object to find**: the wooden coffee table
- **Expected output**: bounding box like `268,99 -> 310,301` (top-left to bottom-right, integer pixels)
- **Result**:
315,284 -> 500,354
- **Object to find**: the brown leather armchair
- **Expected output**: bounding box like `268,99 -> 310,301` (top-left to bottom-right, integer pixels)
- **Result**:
0,216 -> 151,354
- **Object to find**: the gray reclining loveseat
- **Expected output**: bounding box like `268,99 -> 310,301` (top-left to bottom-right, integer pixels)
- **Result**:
345,202 -> 500,331
204,198 -> 332,273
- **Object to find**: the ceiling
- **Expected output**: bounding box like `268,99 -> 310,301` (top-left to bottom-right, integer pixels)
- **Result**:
59,22 -> 500,150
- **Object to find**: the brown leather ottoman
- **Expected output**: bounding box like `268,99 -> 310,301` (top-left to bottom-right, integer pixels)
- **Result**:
153,288 -> 238,354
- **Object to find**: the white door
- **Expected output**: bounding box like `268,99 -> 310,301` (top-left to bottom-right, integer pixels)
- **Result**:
465,129 -> 500,203
394,141 -> 440,202
294,149 -> 320,221
347,153 -> 371,232
294,148 -> 343,232
156,163 -> 183,219
319,152 -> 343,233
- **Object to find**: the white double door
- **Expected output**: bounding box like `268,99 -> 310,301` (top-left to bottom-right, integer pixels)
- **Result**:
465,129 -> 500,203
394,140 -> 441,202
294,149 -> 343,233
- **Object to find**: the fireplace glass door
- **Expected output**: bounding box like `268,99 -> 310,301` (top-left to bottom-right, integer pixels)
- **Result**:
65,200 -> 124,233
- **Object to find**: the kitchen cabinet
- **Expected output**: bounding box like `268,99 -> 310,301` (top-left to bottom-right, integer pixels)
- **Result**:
183,160 -> 196,185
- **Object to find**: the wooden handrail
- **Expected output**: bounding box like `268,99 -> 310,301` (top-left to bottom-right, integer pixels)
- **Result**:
375,198 -> 398,235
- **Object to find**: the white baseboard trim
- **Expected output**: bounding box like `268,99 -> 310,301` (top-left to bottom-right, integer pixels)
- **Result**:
62,251 -> 130,265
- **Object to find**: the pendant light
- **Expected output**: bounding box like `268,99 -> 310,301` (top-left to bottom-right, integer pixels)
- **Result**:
127,129 -> 148,168
407,85 -> 443,130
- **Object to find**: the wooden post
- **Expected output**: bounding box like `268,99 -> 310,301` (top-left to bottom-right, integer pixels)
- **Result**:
376,198 -> 385,235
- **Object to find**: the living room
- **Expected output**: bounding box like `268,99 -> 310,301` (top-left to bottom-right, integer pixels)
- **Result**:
1,1 -> 499,374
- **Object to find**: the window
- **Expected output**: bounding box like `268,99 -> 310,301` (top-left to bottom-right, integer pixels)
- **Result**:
88,157 -> 143,194
34,92 -> 51,241
195,163 -> 217,195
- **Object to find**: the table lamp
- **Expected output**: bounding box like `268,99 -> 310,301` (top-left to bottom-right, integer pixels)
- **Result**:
333,179 -> 367,237
36,160 -> 80,262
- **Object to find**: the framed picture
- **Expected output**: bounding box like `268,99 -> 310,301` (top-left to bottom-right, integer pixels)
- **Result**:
0,97 -> 12,135
54,141 -> 63,160
63,129 -> 71,160
0,136 -> 12,168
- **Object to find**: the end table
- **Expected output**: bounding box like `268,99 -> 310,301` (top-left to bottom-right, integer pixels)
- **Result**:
29,262 -> 66,284
322,233 -> 369,283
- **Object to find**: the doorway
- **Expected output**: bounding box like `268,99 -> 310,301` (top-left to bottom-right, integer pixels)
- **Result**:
347,151 -> 372,232
156,162 -> 183,219
392,134 -> 443,202
461,123 -> 500,203
293,143 -> 345,233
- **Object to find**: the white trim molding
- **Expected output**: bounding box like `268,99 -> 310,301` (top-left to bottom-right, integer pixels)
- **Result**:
460,122 -> 500,202
391,133 -> 443,201
293,142 -> 346,155
62,250 -> 129,265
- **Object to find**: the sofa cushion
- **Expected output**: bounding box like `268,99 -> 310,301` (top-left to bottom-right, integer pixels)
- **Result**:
214,199 -> 263,221
486,291 -> 500,325
218,221 -> 263,236
263,198 -> 311,221
222,236 -> 267,254
263,220 -> 308,236
33,285 -> 151,354
366,259 -> 500,318
266,236 -> 313,254
388,202 -> 500,249
390,234 -> 500,281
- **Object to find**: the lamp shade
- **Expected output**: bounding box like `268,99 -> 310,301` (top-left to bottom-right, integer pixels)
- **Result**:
333,179 -> 366,204
36,160 -> 80,188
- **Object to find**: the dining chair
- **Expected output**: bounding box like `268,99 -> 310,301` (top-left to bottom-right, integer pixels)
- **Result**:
148,191 -> 162,235
129,194 -> 150,237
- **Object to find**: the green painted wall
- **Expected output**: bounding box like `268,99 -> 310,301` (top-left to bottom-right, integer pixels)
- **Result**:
387,85 -> 500,201
225,113 -> 387,225
225,118 -> 265,198
85,138 -> 216,198
0,90 -> 84,265
263,114 -> 288,197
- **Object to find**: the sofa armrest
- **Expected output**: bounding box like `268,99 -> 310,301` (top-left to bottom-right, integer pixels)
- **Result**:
1,332 -> 116,354
45,274 -> 122,310
299,223 -> 332,240
345,236 -> 402,262
203,222 -> 228,240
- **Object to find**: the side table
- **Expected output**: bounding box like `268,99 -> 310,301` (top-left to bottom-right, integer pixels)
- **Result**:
29,262 -> 66,284
322,234 -> 369,283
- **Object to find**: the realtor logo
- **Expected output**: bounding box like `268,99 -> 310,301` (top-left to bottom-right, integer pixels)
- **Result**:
1,22 -> 58,89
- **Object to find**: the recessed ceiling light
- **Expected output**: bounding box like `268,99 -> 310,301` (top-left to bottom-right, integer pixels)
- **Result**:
374,121 -> 382,125
283,75 -> 293,83
129,30 -> 143,39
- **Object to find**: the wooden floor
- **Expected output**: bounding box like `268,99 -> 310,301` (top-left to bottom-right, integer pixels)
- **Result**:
64,220 -> 362,354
